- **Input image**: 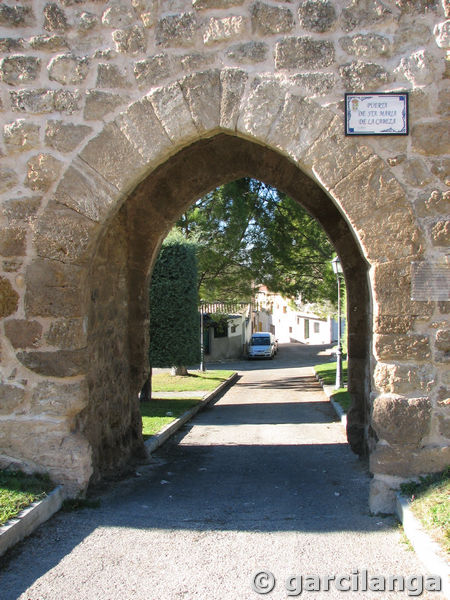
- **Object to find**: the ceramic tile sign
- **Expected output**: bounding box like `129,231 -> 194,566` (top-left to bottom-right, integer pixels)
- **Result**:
411,262 -> 450,301
345,93 -> 408,136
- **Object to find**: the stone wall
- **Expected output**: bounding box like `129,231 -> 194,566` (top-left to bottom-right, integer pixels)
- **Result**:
0,0 -> 448,510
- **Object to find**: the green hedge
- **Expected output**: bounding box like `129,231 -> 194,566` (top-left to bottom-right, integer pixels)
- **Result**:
149,234 -> 200,368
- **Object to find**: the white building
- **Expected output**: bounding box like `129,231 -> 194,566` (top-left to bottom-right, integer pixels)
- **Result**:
254,287 -> 341,345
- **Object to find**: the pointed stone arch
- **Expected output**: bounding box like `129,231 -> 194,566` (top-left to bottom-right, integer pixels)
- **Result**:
8,70 -> 441,511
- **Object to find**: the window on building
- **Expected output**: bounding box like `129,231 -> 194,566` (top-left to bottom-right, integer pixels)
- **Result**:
283,306 -> 287,313
314,322 -> 320,334
304,319 -> 310,339
289,326 -> 292,333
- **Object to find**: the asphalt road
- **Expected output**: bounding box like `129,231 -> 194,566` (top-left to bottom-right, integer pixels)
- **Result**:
0,344 -> 443,599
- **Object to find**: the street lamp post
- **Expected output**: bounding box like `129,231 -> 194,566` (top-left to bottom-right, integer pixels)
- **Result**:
200,301 -> 206,372
331,256 -> 343,390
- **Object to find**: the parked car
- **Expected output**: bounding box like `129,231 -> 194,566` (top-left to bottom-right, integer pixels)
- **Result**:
248,332 -> 276,359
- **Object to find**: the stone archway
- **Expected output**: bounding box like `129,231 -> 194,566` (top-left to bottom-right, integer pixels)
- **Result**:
2,68 -> 446,512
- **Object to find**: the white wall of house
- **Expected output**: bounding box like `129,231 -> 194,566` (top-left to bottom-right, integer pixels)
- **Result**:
254,289 -> 342,345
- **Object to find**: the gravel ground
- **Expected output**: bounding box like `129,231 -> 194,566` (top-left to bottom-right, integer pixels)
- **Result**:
0,344 -> 444,600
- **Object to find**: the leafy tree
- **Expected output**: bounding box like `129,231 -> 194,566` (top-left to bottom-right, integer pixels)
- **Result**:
175,178 -> 338,306
149,231 -> 200,375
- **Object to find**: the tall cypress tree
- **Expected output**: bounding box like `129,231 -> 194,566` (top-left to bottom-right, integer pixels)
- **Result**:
149,232 -> 200,375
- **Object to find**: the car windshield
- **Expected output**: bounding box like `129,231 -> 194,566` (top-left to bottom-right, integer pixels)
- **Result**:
251,336 -> 271,346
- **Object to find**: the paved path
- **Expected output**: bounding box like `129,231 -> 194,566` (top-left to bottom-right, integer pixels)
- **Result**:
0,344 -> 443,599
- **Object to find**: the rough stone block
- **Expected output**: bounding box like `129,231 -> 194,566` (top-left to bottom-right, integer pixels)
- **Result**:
96,63 -> 129,88
0,384 -> 25,415
220,68 -> 248,130
102,1 -> 135,28
45,120 -> 92,153
53,160 -> 120,223
339,33 -> 391,58
203,16 -> 248,45
275,37 -> 335,70
79,122 -> 147,191
25,259 -> 85,318
372,394 -> 431,446
435,329 -> 450,352
149,82 -> 197,144
267,94 -> 334,164
10,89 -> 80,114
0,226 -> 26,257
0,56 -> 40,85
375,334 -> 431,361
0,38 -> 25,53
369,475 -> 399,515
298,0 -> 337,32
430,220 -> 450,246
33,200 -> 98,265
0,167 -> 18,192
4,319 -> 42,349
374,314 -> 414,334
370,444 -> 450,477
43,3 -> 69,32
29,34 -> 67,51
237,76 -> 287,141
17,349 -> 88,377
0,277 -> 19,318
134,53 -> 173,89
180,70 -> 221,133
2,196 -> 41,223
340,60 -> 390,91
112,26 -> 146,55
4,119 -> 40,152
83,90 -> 127,121
395,49 -> 439,86
31,380 -> 88,418
25,153 -> 63,192
434,19 -> 450,48
396,0 -> 438,13
291,73 -> 335,96
47,53 -> 89,85
115,97 -> 172,165
394,22 -> 431,53
53,90 -> 81,114
401,158 -> 433,188
46,318 -> 86,349
226,41 -> 268,64
341,0 -> 392,33
374,362 -> 436,395
251,2 -> 294,35
331,153 -> 404,215
156,13 -> 198,48
0,4 -> 35,27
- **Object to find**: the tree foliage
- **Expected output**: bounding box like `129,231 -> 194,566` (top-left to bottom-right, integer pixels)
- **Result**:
149,232 -> 200,368
175,178 -> 338,305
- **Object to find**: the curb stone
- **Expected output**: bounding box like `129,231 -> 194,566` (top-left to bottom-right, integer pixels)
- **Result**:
314,372 -> 347,429
0,485 -> 65,558
396,494 -> 450,599
145,372 -> 239,455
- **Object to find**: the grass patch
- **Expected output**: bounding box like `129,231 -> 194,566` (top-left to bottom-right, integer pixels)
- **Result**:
314,360 -> 348,386
141,398 -> 201,438
331,389 -> 351,412
152,370 -> 234,393
400,468 -> 450,556
0,470 -> 54,526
